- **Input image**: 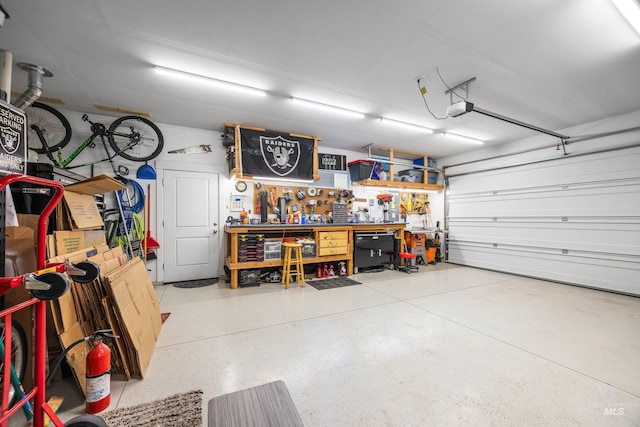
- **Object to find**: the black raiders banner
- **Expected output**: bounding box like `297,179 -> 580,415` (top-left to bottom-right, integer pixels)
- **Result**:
0,100 -> 27,176
239,128 -> 314,180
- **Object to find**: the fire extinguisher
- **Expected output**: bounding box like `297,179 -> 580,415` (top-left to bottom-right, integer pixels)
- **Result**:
86,330 -> 118,414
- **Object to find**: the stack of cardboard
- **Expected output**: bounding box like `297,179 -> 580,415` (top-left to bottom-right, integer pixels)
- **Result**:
48,175 -> 124,258
49,245 -> 161,395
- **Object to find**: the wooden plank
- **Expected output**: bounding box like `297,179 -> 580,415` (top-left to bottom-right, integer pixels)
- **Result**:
94,104 -> 151,117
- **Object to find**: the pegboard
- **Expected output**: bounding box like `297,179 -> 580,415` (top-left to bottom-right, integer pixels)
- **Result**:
253,184 -> 354,217
399,191 -> 430,215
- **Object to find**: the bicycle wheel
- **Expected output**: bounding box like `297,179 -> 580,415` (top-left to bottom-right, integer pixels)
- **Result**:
0,321 -> 28,406
23,101 -> 72,154
107,116 -> 164,162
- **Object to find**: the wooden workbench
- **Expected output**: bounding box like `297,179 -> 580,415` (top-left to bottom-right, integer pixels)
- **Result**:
224,222 -> 406,288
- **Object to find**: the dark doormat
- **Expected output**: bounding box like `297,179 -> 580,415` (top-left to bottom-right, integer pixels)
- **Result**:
172,278 -> 219,288
307,277 -> 361,290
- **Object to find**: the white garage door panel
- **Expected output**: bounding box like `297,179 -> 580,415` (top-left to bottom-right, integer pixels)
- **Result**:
449,222 -> 640,255
446,146 -> 640,295
449,180 -> 639,217
448,243 -> 639,293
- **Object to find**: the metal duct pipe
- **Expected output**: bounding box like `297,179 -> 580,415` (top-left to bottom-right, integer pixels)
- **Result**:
12,62 -> 53,110
0,49 -> 12,102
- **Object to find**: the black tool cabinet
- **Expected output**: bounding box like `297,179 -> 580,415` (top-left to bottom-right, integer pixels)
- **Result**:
353,231 -> 395,272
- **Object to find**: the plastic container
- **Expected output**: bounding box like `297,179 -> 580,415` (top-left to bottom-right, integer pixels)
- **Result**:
347,160 -> 374,182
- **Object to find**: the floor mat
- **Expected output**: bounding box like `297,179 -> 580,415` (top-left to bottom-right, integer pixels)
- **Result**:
172,278 -> 218,288
307,277 -> 361,290
100,389 -> 203,427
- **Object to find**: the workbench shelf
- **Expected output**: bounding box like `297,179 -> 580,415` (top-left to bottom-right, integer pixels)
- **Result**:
224,223 -> 406,288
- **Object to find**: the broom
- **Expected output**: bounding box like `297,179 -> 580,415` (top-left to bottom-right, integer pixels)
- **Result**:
143,184 -> 160,260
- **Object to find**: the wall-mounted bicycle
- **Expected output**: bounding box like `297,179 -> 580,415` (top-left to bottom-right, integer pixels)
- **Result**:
23,102 -> 164,176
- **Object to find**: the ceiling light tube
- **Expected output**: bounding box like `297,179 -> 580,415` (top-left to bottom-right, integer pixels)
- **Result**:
379,117 -> 433,133
154,66 -> 267,97
611,0 -> 640,35
291,97 -> 365,119
443,132 -> 485,145
250,175 -> 314,184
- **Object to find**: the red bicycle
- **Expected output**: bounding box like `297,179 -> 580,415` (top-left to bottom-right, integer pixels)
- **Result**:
0,174 -> 106,427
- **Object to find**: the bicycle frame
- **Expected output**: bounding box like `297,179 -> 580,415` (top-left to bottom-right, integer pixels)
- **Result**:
31,121 -> 139,175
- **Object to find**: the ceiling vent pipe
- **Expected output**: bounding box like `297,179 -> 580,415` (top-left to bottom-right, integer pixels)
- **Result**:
0,49 -> 13,102
12,62 -> 53,110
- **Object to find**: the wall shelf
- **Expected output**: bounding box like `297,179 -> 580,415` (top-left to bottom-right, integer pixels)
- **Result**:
353,148 -> 443,192
352,179 -> 443,192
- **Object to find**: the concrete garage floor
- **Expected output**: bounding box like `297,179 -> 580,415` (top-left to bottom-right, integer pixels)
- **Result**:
50,263 -> 639,426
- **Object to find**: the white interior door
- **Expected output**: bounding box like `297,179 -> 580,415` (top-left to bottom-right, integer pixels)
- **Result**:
163,169 -> 220,282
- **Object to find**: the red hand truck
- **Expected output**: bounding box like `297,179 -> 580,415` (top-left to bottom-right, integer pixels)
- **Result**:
0,174 -> 106,427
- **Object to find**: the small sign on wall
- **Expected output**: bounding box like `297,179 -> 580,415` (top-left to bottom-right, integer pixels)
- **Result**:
0,100 -> 27,176
318,153 -> 346,170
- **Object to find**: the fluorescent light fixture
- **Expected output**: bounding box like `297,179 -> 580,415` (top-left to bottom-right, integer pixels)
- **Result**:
443,132 -> 485,145
250,175 -> 314,184
379,117 -> 434,133
611,0 -> 640,35
154,66 -> 267,97
291,97 -> 365,119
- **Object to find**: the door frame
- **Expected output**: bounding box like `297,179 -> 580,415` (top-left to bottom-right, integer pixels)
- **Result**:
155,161 -> 227,284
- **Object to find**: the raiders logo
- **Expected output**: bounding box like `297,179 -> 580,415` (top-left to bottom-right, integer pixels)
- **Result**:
0,126 -> 21,155
260,135 -> 301,176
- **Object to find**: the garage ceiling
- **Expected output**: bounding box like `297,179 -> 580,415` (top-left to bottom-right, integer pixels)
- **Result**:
2,0 -> 640,159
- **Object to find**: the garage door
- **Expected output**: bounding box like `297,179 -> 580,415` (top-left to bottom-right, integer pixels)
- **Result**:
446,145 -> 640,296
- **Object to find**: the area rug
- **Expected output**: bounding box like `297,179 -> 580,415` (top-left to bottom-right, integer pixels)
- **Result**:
307,277 -> 361,290
100,389 -> 203,427
172,278 -> 219,288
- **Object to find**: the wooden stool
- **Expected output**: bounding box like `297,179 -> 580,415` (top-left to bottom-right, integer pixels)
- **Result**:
281,242 -> 305,289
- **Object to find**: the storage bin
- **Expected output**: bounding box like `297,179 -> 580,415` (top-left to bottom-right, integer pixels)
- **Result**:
264,238 -> 282,252
264,250 -> 282,260
301,241 -> 316,258
239,269 -> 261,287
398,169 -> 422,182
347,160 -> 374,182
264,238 -> 282,260
428,172 -> 438,184
413,157 -> 436,168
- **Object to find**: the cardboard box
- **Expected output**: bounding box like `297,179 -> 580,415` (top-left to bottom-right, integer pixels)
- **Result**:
54,230 -> 85,256
62,191 -> 104,230
64,174 -> 125,195
104,257 -> 161,377
4,226 -> 37,389
53,230 -> 107,256
59,322 -> 91,395
4,226 -> 37,276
